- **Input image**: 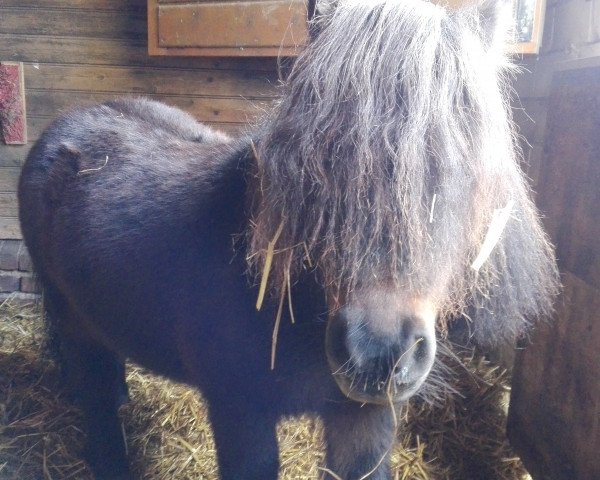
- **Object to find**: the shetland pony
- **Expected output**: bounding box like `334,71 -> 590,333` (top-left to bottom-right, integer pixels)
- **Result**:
18,1 -> 558,478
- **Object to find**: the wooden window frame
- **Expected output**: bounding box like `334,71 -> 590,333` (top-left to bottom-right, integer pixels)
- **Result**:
512,0 -> 546,55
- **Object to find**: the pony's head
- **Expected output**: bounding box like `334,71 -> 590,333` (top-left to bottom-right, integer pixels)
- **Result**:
249,0 -> 558,404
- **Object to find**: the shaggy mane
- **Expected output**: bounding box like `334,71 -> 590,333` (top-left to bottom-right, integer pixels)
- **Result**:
248,0 -> 558,344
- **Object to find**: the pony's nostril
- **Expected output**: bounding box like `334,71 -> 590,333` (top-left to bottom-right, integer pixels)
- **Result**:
389,329 -> 435,385
415,336 -> 428,357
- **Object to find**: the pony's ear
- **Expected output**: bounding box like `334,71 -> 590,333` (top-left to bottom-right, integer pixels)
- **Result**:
307,0 -> 338,42
475,0 -> 514,51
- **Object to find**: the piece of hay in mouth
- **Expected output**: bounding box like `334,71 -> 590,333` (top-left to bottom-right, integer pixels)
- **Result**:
0,301 -> 529,480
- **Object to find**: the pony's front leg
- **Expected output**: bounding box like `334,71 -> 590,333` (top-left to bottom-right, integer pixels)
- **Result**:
59,337 -> 131,480
44,294 -> 130,478
322,403 -> 396,480
208,405 -> 280,480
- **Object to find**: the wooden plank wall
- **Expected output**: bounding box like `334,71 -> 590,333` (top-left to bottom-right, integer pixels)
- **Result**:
507,2 -> 600,478
508,66 -> 600,480
0,0 -> 280,239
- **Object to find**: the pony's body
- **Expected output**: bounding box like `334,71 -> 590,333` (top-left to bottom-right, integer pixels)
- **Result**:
18,1 -> 558,479
20,99 -> 393,479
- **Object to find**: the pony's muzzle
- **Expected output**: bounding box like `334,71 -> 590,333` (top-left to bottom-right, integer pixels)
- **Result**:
326,306 -> 436,404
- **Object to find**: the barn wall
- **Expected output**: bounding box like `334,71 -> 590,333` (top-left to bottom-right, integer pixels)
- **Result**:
508,1 -> 600,478
512,0 -> 600,187
0,0 -> 281,300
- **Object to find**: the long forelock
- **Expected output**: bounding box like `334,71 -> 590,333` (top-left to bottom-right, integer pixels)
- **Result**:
248,0 -> 558,339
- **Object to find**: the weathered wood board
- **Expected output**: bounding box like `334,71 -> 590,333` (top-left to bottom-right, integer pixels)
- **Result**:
148,0 -> 308,57
0,62 -> 27,144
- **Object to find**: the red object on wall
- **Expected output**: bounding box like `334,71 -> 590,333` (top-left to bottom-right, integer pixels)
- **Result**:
0,61 -> 27,145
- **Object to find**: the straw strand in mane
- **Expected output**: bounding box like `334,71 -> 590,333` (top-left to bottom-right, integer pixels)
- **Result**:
248,0 -> 559,345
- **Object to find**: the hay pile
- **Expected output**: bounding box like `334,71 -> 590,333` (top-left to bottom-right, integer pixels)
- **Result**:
0,300 -> 529,480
